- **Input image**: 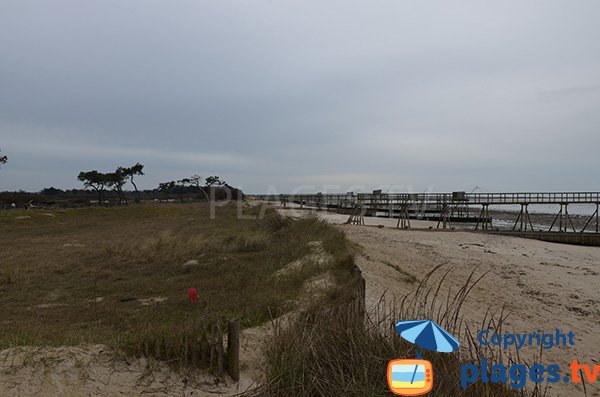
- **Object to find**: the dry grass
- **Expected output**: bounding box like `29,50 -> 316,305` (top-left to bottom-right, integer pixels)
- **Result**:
0,203 -> 355,357
381,260 -> 418,283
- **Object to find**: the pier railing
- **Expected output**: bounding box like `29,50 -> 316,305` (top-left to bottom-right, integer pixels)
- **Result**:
261,192 -> 600,205
259,191 -> 600,234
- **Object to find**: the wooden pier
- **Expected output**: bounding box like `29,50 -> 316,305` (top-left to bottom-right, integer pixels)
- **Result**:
263,191 -> 600,234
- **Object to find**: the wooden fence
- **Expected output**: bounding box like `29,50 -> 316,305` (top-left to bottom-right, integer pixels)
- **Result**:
136,265 -> 366,385
140,319 -> 240,381
350,263 -> 367,322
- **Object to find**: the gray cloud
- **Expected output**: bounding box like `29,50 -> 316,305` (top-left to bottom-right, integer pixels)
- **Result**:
1,0 -> 599,193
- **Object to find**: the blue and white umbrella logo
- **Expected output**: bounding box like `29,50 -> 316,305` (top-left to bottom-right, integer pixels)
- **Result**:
395,319 -> 459,357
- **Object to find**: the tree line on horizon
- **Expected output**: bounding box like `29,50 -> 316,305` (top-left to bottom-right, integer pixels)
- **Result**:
157,175 -> 226,203
0,149 -> 233,206
77,163 -> 228,205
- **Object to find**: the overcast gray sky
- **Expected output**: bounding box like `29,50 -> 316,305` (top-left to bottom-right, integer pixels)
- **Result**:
1,0 -> 599,194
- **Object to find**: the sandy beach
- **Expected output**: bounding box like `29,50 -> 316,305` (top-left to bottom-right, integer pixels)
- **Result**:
1,203 -> 597,396
277,206 -> 600,396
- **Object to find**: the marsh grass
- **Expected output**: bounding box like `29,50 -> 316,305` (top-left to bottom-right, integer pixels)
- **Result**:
0,203 -> 355,364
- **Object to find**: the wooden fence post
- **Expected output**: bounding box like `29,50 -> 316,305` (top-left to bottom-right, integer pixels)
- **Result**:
227,320 -> 240,381
217,324 -> 225,377
209,327 -> 216,370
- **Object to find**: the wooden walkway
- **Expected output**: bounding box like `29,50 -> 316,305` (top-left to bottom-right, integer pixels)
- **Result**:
262,192 -> 600,234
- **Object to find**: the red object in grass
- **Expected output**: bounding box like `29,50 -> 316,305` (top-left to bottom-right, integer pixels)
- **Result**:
187,288 -> 198,304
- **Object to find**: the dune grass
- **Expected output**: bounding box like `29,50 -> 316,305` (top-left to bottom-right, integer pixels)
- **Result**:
262,265 -> 539,397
